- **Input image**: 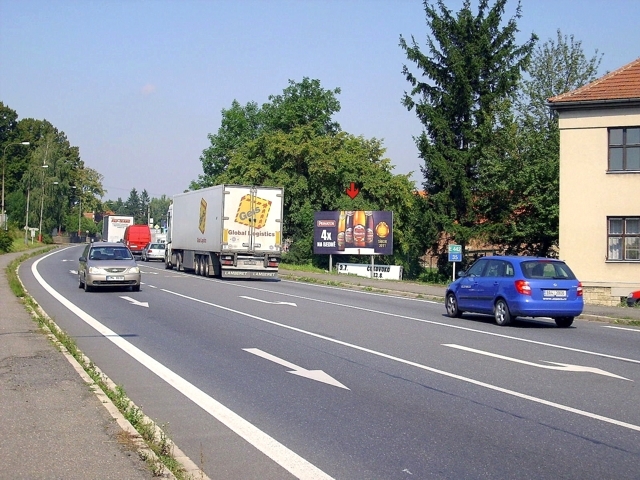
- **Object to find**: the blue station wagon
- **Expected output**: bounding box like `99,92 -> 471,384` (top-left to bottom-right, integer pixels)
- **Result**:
445,256 -> 583,327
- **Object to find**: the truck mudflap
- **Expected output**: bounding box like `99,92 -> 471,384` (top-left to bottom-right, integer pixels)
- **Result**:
221,269 -> 279,279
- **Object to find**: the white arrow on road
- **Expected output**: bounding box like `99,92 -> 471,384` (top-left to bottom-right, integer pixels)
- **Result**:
243,348 -> 349,390
239,296 -> 297,307
443,344 -> 630,381
120,296 -> 149,308
69,269 -> 78,274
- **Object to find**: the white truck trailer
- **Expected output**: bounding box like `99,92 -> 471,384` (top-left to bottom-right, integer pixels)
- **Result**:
165,185 -> 283,279
101,215 -> 134,243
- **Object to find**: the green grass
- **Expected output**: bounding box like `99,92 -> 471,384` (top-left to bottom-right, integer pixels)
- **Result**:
279,263 -> 332,274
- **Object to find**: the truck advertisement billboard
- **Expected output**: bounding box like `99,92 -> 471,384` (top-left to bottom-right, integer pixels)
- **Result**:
313,211 -> 393,255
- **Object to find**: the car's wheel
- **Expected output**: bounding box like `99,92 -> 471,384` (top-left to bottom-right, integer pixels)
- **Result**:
446,293 -> 462,318
78,274 -> 84,289
555,316 -> 574,328
131,284 -> 141,292
83,279 -> 92,293
494,299 -> 512,326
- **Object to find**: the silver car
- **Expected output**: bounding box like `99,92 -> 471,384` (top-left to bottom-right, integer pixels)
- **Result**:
79,242 -> 141,292
141,242 -> 165,262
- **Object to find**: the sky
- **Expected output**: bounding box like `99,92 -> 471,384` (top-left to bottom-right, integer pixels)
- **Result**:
1,0 -> 639,201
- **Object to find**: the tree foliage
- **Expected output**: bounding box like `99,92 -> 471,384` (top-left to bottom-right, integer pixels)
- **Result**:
193,78 -> 428,271
400,0 -> 536,269
477,30 -> 602,256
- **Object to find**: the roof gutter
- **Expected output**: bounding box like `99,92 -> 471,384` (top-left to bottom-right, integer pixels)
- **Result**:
547,97 -> 640,111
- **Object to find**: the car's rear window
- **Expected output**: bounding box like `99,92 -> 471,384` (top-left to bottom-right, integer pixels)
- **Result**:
521,260 -> 576,280
90,247 -> 133,260
150,243 -> 165,249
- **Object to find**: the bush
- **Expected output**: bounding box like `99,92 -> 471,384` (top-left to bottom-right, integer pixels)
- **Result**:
0,229 -> 13,253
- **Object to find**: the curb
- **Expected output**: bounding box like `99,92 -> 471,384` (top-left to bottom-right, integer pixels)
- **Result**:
16,258 -> 210,480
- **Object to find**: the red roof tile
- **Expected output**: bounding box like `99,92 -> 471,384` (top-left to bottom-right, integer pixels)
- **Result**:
548,57 -> 640,103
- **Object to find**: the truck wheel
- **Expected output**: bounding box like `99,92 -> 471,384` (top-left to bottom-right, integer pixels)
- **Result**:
176,253 -> 183,272
195,256 -> 201,276
202,256 -> 209,277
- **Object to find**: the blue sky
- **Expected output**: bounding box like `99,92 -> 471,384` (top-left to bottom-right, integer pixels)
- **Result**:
1,0 -> 638,201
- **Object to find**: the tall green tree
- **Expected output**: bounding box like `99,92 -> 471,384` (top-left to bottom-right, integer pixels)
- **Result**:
195,78 -> 426,271
124,188 -> 142,222
477,30 -> 602,256
400,0 -> 536,268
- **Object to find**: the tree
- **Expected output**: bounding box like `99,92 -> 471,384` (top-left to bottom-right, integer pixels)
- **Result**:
517,29 -> 602,130
193,77 -> 342,189
218,126 -> 424,269
194,77 -> 427,270
477,30 -> 602,256
400,0 -> 536,269
124,188 -> 142,222
193,100 -> 263,188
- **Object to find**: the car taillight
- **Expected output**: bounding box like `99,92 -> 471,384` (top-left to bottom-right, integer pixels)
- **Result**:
268,257 -> 279,268
221,255 -> 234,266
577,282 -> 583,297
515,280 -> 531,295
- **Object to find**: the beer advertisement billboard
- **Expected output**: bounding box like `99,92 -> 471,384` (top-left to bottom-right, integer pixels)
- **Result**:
313,211 -> 393,255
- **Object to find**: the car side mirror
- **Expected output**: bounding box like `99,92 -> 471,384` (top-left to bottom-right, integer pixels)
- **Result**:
79,256 -> 86,262
457,270 -> 466,278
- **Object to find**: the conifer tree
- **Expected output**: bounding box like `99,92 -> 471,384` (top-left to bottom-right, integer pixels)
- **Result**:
400,0 -> 536,267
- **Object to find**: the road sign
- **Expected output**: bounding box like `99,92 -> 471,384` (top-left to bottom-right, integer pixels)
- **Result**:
448,244 -> 462,262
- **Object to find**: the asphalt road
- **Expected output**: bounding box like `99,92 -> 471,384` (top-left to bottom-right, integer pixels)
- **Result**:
20,245 -> 640,479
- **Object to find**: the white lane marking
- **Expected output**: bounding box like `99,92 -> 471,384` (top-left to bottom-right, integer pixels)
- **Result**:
141,265 -> 640,366
147,285 -> 158,289
239,296 -> 297,307
443,344 -> 630,381
162,288 -> 640,433
602,325 -> 640,332
31,251 -> 334,480
243,348 -> 349,390
69,269 -> 78,274
120,296 -> 149,308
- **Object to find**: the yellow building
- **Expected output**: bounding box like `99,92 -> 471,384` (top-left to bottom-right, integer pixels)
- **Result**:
549,58 -> 640,305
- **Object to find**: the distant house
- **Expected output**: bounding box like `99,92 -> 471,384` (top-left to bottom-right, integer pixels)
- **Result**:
548,57 -> 640,305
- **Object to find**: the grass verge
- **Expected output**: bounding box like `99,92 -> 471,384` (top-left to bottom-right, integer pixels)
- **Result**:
5,249 -> 204,480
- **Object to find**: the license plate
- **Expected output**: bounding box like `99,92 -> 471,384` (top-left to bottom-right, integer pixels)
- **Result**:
106,275 -> 125,281
544,289 -> 566,298
244,260 -> 256,265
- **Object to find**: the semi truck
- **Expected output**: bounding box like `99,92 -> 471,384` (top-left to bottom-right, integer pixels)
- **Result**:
101,215 -> 134,243
165,185 -> 283,279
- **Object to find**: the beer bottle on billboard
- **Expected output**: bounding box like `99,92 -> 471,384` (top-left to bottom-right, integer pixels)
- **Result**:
353,210 -> 366,247
337,211 -> 346,251
365,211 -> 374,246
345,211 -> 354,246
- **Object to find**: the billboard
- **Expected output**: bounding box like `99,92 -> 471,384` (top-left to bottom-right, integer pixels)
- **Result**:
313,211 -> 393,255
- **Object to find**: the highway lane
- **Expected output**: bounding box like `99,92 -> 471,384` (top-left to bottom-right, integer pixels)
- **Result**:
19,246 -> 640,479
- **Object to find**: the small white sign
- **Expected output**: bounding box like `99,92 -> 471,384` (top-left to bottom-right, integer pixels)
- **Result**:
337,263 -> 403,280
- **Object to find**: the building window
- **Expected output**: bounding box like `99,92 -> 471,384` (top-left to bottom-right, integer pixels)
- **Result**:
608,217 -> 640,260
609,127 -> 640,171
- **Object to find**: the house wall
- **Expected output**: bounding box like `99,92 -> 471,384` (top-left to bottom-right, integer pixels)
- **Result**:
558,106 -> 640,303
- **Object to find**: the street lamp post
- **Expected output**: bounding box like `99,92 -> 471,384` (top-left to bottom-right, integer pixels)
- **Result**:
38,163 -> 49,242
2,141 -> 30,230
